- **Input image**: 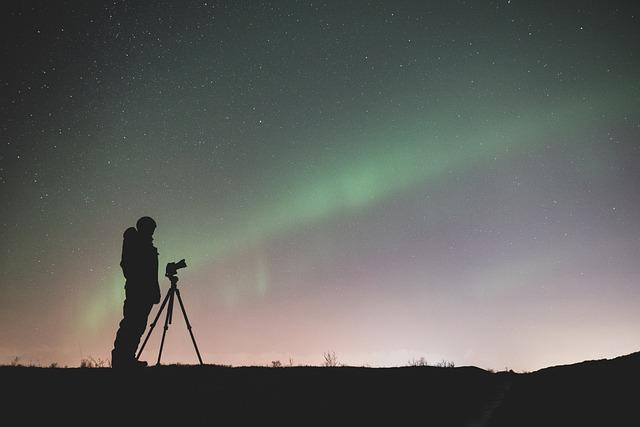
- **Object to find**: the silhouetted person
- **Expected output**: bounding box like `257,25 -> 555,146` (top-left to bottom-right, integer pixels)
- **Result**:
111,216 -> 161,368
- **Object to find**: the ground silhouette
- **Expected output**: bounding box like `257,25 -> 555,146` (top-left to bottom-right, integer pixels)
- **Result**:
2,352 -> 638,425
489,351 -> 640,426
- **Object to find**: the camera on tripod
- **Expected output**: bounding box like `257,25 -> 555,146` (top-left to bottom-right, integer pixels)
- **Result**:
137,256 -> 203,365
165,259 -> 187,278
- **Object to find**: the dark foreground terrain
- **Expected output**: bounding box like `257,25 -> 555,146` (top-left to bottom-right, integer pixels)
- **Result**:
489,351 -> 640,427
3,352 -> 638,426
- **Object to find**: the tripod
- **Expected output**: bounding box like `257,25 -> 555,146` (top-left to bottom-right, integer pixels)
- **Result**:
136,274 -> 203,365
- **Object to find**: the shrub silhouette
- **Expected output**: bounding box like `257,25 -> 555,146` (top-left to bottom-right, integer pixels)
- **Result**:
435,359 -> 455,368
323,351 -> 338,367
80,356 -> 109,368
407,357 -> 429,367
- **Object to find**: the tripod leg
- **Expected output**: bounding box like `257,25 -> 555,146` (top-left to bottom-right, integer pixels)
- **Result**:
137,289 -> 172,360
175,288 -> 204,365
168,289 -> 174,325
156,289 -> 174,366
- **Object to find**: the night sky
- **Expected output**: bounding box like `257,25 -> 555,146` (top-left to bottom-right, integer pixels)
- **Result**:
2,1 -> 639,370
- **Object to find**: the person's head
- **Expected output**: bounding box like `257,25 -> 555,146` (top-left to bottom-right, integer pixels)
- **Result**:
136,216 -> 157,238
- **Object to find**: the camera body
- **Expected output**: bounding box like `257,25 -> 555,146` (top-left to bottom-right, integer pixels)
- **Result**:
165,259 -> 187,277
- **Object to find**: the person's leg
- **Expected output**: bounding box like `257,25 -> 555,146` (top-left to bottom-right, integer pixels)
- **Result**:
112,297 -> 135,367
130,301 -> 154,359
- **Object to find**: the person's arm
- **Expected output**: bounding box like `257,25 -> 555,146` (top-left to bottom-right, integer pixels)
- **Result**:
151,246 -> 161,303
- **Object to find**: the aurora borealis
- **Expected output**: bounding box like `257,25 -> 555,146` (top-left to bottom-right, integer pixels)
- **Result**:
2,1 -> 639,370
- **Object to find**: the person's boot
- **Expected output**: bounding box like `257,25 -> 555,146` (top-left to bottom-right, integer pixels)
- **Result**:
111,349 -> 122,368
111,350 -> 145,368
134,359 -> 148,368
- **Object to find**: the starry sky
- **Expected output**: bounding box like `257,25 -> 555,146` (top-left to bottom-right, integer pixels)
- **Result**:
1,0 -> 639,370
